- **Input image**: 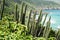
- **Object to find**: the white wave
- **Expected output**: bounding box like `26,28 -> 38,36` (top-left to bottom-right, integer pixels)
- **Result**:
50,12 -> 53,14
57,25 -> 60,29
42,15 -> 56,24
51,19 -> 56,24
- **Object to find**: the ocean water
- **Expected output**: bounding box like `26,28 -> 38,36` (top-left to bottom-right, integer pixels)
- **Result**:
43,10 -> 60,30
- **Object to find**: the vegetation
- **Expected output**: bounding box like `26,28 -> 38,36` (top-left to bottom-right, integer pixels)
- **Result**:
0,0 -> 60,40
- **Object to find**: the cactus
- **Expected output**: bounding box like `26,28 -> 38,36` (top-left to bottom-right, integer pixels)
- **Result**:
20,3 -> 24,24
27,10 -> 32,30
1,0 -> 5,20
43,14 -> 48,25
32,11 -> 36,21
43,14 -> 48,37
31,11 -> 36,36
36,10 -> 42,25
45,27 -> 51,40
15,4 -> 18,21
38,14 -> 48,36
35,10 -> 43,36
21,5 -> 27,24
17,11 -> 19,23
43,26 -> 47,37
15,4 -> 19,23
44,16 -> 51,40
56,29 -> 60,40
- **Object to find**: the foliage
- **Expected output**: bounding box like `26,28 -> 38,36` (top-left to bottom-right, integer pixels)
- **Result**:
0,0 -> 60,40
0,16 -> 28,40
48,37 -> 56,40
0,16 -> 57,40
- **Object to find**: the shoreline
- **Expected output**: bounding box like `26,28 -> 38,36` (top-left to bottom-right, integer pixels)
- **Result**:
39,7 -> 60,10
42,8 -> 60,10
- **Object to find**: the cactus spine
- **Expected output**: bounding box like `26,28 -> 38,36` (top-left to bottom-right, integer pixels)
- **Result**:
1,0 -> 5,20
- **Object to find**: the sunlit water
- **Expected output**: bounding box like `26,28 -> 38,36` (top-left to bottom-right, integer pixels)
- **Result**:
43,10 -> 60,30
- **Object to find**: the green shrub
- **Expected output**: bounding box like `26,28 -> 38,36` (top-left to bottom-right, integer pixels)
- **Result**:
33,37 -> 46,40
48,37 -> 56,40
0,16 -> 57,40
0,16 -> 28,40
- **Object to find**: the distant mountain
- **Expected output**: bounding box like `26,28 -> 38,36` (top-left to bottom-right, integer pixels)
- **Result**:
0,0 -> 60,10
22,0 -> 60,8
1,0 -> 60,7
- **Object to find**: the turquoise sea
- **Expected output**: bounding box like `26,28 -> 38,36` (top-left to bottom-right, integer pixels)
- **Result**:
43,10 -> 60,30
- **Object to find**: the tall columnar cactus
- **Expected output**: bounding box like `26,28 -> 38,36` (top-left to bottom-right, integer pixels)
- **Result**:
45,27 -> 51,40
43,26 -> 47,37
32,11 -> 36,21
38,14 -> 48,36
44,16 -> 51,40
43,14 -> 48,25
21,5 -> 27,24
35,10 -> 43,36
15,4 -> 19,23
36,10 -> 42,25
43,14 -> 48,37
27,10 -> 32,30
31,11 -> 36,36
1,0 -> 5,20
20,3 -> 24,23
56,29 -> 60,40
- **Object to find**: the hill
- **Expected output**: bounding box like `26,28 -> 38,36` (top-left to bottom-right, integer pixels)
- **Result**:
22,0 -> 60,8
0,0 -> 60,10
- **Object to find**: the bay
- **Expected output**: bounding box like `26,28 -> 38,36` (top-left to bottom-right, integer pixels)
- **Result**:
43,9 -> 60,30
